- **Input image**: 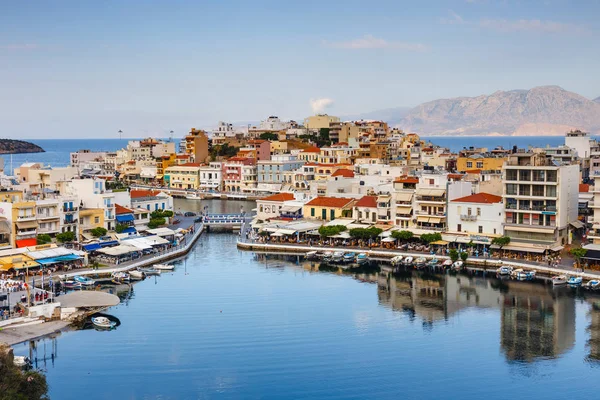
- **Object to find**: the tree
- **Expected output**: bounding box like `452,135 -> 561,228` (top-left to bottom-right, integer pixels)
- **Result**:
421,233 -> 442,244
449,249 -> 459,262
349,227 -> 383,240
151,210 -> 173,219
148,217 -> 166,229
56,231 -> 76,243
570,247 -> 587,269
491,236 -> 511,249
37,234 -> 52,245
90,227 -> 108,237
115,223 -> 128,234
318,225 -> 347,237
460,251 -> 469,263
392,230 -> 413,241
259,132 -> 278,141
0,344 -> 49,400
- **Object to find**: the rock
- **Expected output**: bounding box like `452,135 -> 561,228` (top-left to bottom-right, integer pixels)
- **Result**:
0,139 -> 44,154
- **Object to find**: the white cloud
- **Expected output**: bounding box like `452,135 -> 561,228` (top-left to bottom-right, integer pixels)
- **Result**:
479,18 -> 586,34
322,35 -> 427,52
310,98 -> 334,114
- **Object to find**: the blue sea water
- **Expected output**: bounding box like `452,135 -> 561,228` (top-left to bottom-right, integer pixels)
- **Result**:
421,135 -> 576,152
10,199 -> 600,400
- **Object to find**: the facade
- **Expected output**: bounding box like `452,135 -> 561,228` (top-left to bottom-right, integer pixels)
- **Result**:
79,208 -> 104,240
199,163 -> 223,191
166,163 -> 201,190
256,193 -> 295,221
304,114 -> 340,131
353,195 -> 378,224
184,128 -> 209,163
303,197 -> 354,222
447,193 -> 504,243
456,155 -> 505,173
68,179 -> 116,231
130,190 -> 173,212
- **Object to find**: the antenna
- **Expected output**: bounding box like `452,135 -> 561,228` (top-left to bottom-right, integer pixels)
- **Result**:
118,130 -> 123,140
169,130 -> 174,142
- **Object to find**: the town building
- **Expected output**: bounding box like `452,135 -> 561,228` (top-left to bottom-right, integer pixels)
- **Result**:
184,128 -> 209,163
256,193 -> 296,221
446,192 -> 504,245
303,197 -> 354,222
165,163 -> 201,190
304,114 -> 340,131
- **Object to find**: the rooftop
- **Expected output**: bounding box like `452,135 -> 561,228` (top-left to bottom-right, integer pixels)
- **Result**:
354,195 -> 377,208
331,169 -> 355,178
305,196 -> 354,208
259,193 -> 295,202
452,192 -> 503,204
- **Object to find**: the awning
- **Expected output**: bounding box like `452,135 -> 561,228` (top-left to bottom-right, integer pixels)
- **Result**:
122,226 -> 137,234
99,240 -> 119,247
428,216 -> 443,224
0,220 -> 10,233
146,227 -> 176,237
505,225 -> 554,234
431,240 -> 449,245
116,214 -> 135,222
36,254 -> 82,265
416,188 -> 445,197
83,243 -> 101,252
416,216 -> 430,223
396,207 -> 412,214
16,221 -> 37,229
569,220 -> 585,229
96,245 -> 139,256
550,245 -> 564,252
381,237 -> 396,242
396,192 -> 413,202
492,244 -> 545,253
331,232 -> 351,239
270,232 -> 284,237
280,205 -> 301,213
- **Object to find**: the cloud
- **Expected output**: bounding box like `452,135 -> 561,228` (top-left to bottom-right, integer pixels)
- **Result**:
479,19 -> 586,34
322,35 -> 427,52
0,43 -> 38,50
310,98 -> 334,114
440,10 -> 465,25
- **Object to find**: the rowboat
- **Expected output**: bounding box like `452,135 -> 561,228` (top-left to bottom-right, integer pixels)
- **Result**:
129,270 -> 145,280
332,251 -> 344,262
91,316 -> 117,329
515,270 -> 536,281
567,276 -> 583,286
497,266 -> 513,276
442,259 -> 453,268
414,257 -> 427,269
61,280 -> 82,289
403,256 -> 414,266
73,275 -> 95,286
305,251 -> 319,260
322,252 -> 333,262
584,280 -> 600,290
451,261 -> 463,271
138,267 -> 161,276
154,264 -> 175,271
111,272 -> 130,282
356,253 -> 369,264
427,258 -> 439,267
552,275 -> 567,285
390,255 -> 403,266
343,252 -> 356,263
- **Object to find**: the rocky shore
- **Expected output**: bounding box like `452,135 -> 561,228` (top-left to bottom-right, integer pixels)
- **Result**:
0,139 -> 44,154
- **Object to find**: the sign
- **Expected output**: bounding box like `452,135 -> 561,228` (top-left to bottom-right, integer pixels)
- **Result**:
469,235 -> 490,243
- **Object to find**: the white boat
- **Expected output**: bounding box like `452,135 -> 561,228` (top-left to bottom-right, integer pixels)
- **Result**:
516,270 -> 536,281
584,280 -> 600,290
552,275 -> 567,285
442,259 -> 453,268
356,253 -> 368,264
497,266 -> 513,276
390,255 -> 403,266
567,276 -> 583,286
73,275 -> 95,286
510,268 -> 524,278
129,270 -> 145,280
332,251 -> 344,262
111,271 -> 130,282
305,251 -> 319,260
185,193 -> 201,200
138,267 -> 161,276
451,261 -> 463,271
91,316 -> 117,329
154,263 -> 175,271
343,252 -> 356,263
414,257 -> 427,268
322,252 -> 333,261
403,256 -> 414,266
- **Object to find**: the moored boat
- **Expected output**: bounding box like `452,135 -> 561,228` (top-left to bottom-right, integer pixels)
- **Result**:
129,270 -> 145,280
91,316 -> 117,329
584,280 -> 600,290
111,271 -> 130,282
390,255 -> 403,266
442,259 -> 453,268
332,251 -> 344,263
451,261 -> 463,271
154,264 -> 175,271
427,258 -> 439,267
343,252 -> 356,263
497,266 -> 513,276
73,275 -> 95,286
13,356 -> 32,369
403,256 -> 414,266
414,257 -> 427,269
567,276 -> 583,286
305,251 -> 319,260
356,253 -> 368,264
322,252 -> 333,262
510,268 -> 523,278
61,280 -> 82,289
552,275 -> 567,285
138,267 -> 161,276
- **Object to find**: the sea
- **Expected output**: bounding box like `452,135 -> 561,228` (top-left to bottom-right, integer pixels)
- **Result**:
0,136 -> 581,175
11,199 -> 600,400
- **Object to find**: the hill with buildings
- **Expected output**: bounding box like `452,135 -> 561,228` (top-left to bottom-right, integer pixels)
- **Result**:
0,139 -> 44,154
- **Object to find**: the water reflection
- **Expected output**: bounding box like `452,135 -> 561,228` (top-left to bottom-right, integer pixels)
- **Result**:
587,300 -> 600,363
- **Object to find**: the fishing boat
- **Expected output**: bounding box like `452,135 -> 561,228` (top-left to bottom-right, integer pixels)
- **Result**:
154,264 -> 175,271
322,252 -> 333,262
332,251 -> 344,263
451,261 -> 463,271
129,270 -> 145,280
185,192 -> 201,200
390,255 -> 403,266
61,280 -> 82,289
552,275 -> 567,285
111,271 -> 130,282
403,256 -> 414,266
510,268 -> 524,278
584,280 -> 600,290
138,267 -> 161,276
496,266 -> 513,276
73,275 -> 95,286
356,253 -> 369,264
343,252 -> 356,263
515,270 -> 534,281
427,258 -> 439,267
414,257 -> 427,269
91,316 -> 117,329
442,259 -> 453,268
305,251 -> 319,260
567,276 -> 583,286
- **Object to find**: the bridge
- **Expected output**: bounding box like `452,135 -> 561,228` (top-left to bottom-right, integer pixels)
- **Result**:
203,213 -> 254,231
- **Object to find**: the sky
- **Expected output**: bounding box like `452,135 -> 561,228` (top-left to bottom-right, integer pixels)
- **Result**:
1,0 -> 599,139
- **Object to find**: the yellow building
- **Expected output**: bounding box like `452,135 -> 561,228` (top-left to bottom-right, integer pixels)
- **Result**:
156,154 -> 177,185
79,208 -> 105,240
303,197 -> 354,221
304,114 -> 340,130
165,163 -> 201,190
269,140 -> 288,155
456,156 -> 506,172
0,201 -> 38,248
185,128 -> 209,163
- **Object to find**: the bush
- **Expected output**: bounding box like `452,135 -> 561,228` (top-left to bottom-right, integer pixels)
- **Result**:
259,132 -> 278,141
391,230 -> 413,241
150,210 -> 173,219
37,234 -> 52,245
460,251 -> 469,262
421,233 -> 442,244
0,346 -> 49,400
90,227 -> 108,237
491,236 -> 511,248
148,217 -> 166,229
56,231 -> 76,243
115,223 -> 128,234
349,227 -> 383,240
449,249 -> 459,262
318,225 -> 347,237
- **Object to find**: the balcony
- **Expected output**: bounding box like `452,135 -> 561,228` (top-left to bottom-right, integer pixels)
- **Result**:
37,213 -> 60,220
63,219 -> 77,225
63,207 -> 78,213
415,210 -> 446,217
460,215 -> 477,221
17,214 -> 36,221
38,226 -> 60,234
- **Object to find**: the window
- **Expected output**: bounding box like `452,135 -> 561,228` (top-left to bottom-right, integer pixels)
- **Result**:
466,162 -> 473,168
493,228 -> 497,234
311,208 -> 315,217
467,208 -> 472,216
94,217 -> 100,224
476,162 -> 483,169
476,208 -> 481,216
457,224 -> 462,232
331,210 -> 335,220
478,226 -> 483,233
429,179 -> 434,185
322,209 -> 327,220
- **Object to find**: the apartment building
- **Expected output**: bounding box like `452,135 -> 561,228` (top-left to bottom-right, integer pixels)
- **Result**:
184,128 -> 209,163
35,198 -> 61,237
68,179 -> 116,231
79,208 -> 104,240
446,193 -> 504,244
256,193 -> 296,221
393,176 -> 418,229
304,114 -> 340,131
130,190 -> 173,212
257,156 -> 305,192
0,201 -> 37,248
199,163 -> 223,191
165,163 -> 201,190
303,197 -> 354,222
502,152 -> 579,251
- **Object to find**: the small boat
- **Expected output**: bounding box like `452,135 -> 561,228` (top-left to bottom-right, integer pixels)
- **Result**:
13,356 -> 32,369
451,261 -> 463,271
356,253 -> 368,264
185,193 -> 201,200
138,267 -> 161,276
129,270 -> 145,280
497,266 -> 513,276
73,275 -> 95,286
510,268 -> 524,278
427,258 -> 439,267
305,251 -> 319,260
61,280 -> 82,289
515,270 -> 536,281
390,255 -> 403,266
414,257 -> 427,269
442,259 -> 453,268
322,252 -> 333,262
154,264 -> 175,271
552,275 -> 567,285
111,272 -> 130,282
343,252 -> 356,263
403,256 -> 414,266
332,251 -> 344,262
567,276 -> 583,286
91,316 -> 117,329
584,280 -> 600,290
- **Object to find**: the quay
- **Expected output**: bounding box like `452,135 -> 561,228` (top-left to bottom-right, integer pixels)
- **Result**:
236,241 -> 600,282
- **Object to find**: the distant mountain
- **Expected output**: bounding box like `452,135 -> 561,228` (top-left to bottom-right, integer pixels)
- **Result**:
341,107 -> 410,125
594,96 -> 600,104
395,86 -> 600,136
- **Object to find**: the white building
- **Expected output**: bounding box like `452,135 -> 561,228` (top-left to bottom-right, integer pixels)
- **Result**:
67,179 -> 116,230
199,163 -> 223,191
256,193 -> 295,222
447,192 -> 504,244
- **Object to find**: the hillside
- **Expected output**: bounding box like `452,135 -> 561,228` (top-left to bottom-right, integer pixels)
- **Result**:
0,139 -> 45,154
594,96 -> 600,103
397,86 -> 600,136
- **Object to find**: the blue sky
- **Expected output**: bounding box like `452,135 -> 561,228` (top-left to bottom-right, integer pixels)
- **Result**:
1,0 -> 599,139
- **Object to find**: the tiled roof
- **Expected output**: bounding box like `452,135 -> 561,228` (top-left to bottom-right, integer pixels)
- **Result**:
452,192 -> 502,204
331,169 -> 354,178
115,204 -> 134,215
130,189 -> 161,199
394,176 -> 419,184
179,163 -> 201,167
259,193 -> 295,202
305,196 -> 354,208
301,146 -> 321,153
354,195 -> 377,208
176,155 -> 190,159
447,174 -> 465,180
464,169 -> 482,174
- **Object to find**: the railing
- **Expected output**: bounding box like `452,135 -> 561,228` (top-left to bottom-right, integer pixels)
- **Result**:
63,220 -> 76,225
63,207 -> 78,212
416,196 -> 446,202
17,215 -> 36,220
460,215 -> 477,221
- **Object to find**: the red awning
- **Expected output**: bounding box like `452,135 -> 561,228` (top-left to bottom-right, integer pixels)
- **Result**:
16,238 -> 37,248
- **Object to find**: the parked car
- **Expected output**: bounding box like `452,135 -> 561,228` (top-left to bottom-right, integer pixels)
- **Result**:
184,212 -> 196,217
194,217 -> 203,223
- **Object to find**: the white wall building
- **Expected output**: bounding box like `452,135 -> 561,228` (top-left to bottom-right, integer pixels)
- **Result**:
447,193 -> 504,244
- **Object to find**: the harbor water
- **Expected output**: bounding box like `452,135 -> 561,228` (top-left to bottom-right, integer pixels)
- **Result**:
12,200 -> 600,399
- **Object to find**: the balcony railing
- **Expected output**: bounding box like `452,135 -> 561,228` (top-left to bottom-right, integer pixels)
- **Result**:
17,214 -> 36,221
63,220 -> 77,225
63,207 -> 78,213
460,215 -> 477,221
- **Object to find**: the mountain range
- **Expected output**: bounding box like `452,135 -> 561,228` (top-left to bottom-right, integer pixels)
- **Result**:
353,86 -> 600,136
